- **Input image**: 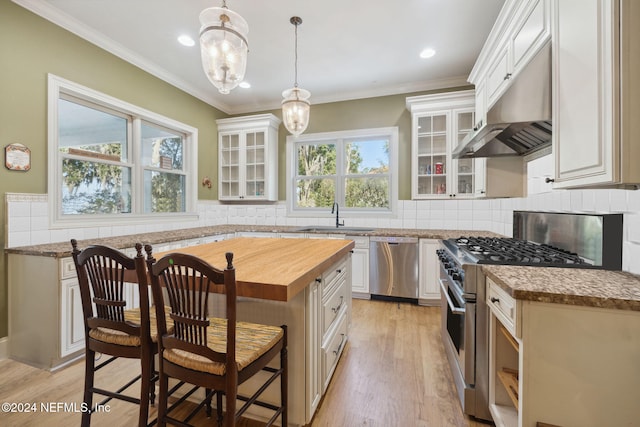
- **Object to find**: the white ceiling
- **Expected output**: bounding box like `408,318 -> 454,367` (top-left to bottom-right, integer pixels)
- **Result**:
14,0 -> 505,115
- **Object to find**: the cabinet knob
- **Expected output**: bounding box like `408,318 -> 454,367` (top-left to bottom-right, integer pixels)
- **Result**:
480,190 -> 486,194
503,73 -> 512,81
545,177 -> 555,183
490,297 -> 500,303
315,278 -> 322,283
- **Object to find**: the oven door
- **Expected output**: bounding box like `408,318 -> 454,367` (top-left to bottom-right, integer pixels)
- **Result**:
440,264 -> 476,413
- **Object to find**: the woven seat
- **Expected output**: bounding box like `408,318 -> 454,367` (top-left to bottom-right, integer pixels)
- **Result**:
89,306 -> 173,347
71,240 -> 158,427
163,318 -> 284,375
145,247 -> 288,427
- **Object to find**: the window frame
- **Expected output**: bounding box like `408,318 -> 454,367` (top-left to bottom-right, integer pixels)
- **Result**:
286,127 -> 398,217
47,74 -> 198,228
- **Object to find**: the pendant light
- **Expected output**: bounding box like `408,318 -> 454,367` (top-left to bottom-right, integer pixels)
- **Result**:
199,1 -> 249,94
282,16 -> 311,137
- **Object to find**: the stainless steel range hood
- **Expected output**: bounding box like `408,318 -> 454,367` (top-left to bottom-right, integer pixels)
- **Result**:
453,42 -> 552,159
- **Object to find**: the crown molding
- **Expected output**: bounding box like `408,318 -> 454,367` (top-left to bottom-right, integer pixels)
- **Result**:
12,0 -> 233,113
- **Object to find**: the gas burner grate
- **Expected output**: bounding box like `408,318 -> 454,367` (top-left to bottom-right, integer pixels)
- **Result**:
453,236 -> 587,266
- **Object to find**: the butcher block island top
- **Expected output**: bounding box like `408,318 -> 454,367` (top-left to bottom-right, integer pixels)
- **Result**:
152,237 -> 355,302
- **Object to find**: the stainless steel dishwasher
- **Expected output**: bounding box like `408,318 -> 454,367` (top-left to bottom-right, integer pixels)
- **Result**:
369,236 -> 419,300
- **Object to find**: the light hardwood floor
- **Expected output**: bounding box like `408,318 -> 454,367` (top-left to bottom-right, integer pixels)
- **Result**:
0,299 -> 490,426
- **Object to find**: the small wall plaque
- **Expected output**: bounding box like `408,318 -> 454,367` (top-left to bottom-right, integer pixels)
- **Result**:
5,143 -> 31,171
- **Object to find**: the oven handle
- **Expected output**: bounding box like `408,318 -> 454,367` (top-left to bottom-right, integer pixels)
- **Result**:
439,279 -> 465,315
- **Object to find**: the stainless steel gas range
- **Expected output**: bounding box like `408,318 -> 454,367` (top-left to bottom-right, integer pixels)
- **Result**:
437,211 -> 623,421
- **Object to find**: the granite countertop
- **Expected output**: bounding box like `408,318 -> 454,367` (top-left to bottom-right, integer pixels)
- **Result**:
483,265 -> 640,311
3,224 -> 500,258
8,224 -> 640,311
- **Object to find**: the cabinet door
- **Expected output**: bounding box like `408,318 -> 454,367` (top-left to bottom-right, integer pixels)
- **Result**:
513,0 -> 550,74
243,130 -> 267,198
60,278 -> 85,357
350,247 -> 369,296
553,0 -> 617,187
486,44 -> 512,108
305,280 -> 322,418
451,109 -> 477,197
474,82 -> 487,131
418,239 -> 440,304
414,112 -> 449,198
219,132 -> 242,198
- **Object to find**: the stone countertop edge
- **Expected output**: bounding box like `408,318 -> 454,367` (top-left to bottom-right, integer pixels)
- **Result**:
482,265 -> 640,311
3,224 -> 500,258
6,224 -> 640,310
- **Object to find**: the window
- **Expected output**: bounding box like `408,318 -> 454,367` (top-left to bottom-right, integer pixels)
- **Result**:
287,127 -> 398,215
48,75 -> 197,226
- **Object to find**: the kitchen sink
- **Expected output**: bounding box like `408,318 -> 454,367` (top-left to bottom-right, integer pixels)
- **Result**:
294,226 -> 374,233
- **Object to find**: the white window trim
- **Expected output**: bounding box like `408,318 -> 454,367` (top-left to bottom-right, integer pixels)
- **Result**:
47,74 -> 199,228
286,126 -> 398,218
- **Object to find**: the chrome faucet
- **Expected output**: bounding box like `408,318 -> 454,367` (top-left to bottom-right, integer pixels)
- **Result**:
331,202 -> 345,228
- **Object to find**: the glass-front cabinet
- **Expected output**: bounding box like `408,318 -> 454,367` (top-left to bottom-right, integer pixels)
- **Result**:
407,91 -> 482,199
217,114 -> 280,201
416,113 -> 448,196
453,109 -> 477,196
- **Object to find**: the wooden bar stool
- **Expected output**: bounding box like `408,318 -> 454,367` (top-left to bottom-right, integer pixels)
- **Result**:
71,239 -> 165,427
145,246 -> 287,427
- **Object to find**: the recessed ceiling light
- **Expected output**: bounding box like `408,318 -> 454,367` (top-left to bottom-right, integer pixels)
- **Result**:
178,35 -> 195,47
239,81 -> 251,89
420,48 -> 436,59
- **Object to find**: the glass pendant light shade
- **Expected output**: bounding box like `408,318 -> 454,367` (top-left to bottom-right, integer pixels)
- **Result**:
282,16 -> 310,137
282,87 -> 311,137
199,6 -> 249,94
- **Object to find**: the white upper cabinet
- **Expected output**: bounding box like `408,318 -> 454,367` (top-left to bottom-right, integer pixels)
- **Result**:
217,114 -> 281,201
469,0 -> 551,120
552,0 -> 640,188
407,91 -> 483,199
486,44 -> 512,108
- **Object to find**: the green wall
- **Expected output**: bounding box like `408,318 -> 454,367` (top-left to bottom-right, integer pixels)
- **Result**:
0,1 -> 471,340
265,91 -> 469,201
0,1 -> 226,338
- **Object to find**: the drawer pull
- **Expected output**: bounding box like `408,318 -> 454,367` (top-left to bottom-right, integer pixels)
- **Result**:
332,296 -> 344,314
336,269 -> 342,273
490,297 -> 500,304
333,333 -> 346,356
315,278 -> 322,283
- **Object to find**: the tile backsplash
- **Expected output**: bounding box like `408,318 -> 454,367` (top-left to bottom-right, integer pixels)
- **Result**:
6,189 -> 640,274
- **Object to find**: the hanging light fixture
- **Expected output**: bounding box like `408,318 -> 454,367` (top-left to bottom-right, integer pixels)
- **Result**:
199,1 -> 249,94
282,16 -> 311,137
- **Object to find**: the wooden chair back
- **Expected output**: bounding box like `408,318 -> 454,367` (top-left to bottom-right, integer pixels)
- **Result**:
145,247 -> 237,370
71,240 -> 151,340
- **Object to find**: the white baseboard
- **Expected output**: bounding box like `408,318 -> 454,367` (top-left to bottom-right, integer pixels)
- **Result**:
0,337 -> 8,360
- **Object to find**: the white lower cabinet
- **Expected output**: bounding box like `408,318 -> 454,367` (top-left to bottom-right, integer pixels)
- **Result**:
487,277 -> 640,427
320,257 -> 350,392
305,279 -> 322,417
321,310 -> 348,391
234,231 -> 277,238
8,253 -> 140,369
60,277 -> 85,357
418,239 -> 440,305
348,236 -> 370,298
487,280 -> 521,427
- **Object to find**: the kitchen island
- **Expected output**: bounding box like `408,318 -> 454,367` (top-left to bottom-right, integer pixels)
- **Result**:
8,237 -> 355,426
